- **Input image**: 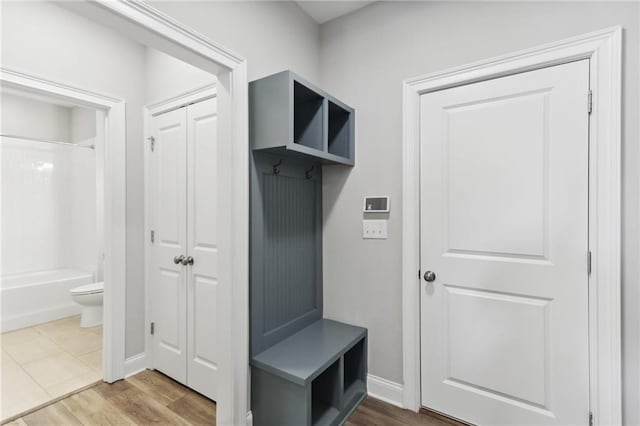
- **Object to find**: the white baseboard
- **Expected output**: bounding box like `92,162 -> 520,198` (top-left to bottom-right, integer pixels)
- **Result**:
246,411 -> 253,426
367,374 -> 404,408
124,353 -> 147,378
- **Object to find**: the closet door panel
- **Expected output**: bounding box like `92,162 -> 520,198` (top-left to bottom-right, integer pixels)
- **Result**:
186,97 -> 219,401
150,107 -> 188,383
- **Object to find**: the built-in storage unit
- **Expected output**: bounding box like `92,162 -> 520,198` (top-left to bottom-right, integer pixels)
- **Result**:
250,71 -> 364,426
250,70 -> 354,165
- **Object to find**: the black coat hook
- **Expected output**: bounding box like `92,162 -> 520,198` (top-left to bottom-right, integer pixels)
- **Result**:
273,159 -> 282,175
305,165 -> 315,179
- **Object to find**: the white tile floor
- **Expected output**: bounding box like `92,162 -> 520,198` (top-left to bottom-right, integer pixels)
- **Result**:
0,315 -> 103,422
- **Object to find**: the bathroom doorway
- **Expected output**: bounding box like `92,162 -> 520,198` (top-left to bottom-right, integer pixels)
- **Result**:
0,87 -> 106,421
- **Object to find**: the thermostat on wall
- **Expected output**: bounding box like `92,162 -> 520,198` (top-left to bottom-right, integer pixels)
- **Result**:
363,196 -> 390,213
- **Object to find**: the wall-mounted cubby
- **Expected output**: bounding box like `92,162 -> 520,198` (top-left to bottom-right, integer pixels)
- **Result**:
250,70 -> 355,165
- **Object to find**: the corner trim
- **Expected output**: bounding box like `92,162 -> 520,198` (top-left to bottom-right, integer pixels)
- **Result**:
367,374 -> 404,408
402,26 -> 622,425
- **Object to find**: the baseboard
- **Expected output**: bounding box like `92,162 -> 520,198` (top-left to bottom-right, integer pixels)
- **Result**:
124,353 -> 147,378
0,304 -> 81,333
246,410 -> 253,426
367,374 -> 404,408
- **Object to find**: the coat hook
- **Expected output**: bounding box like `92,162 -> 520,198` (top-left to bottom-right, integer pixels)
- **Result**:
273,159 -> 282,175
305,165 -> 315,179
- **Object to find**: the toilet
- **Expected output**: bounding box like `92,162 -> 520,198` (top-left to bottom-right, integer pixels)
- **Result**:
70,282 -> 104,327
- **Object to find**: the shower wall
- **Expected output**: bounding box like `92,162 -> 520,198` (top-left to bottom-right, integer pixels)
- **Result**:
0,93 -> 97,278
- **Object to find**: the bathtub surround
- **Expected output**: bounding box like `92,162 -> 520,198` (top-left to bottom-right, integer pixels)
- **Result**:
0,315 -> 103,422
0,94 -> 98,279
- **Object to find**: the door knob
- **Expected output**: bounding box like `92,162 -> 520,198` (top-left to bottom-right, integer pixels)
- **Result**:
423,270 -> 436,282
173,255 -> 185,265
181,256 -> 194,266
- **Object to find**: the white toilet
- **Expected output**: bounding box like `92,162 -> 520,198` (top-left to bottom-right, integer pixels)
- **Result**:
70,281 -> 104,327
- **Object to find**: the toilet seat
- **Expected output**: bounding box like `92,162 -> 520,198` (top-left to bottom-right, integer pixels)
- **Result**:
70,281 -> 104,296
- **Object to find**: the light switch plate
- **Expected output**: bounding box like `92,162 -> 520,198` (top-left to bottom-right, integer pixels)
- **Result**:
363,220 -> 387,239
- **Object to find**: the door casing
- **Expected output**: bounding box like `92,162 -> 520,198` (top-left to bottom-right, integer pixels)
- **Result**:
402,27 -> 622,426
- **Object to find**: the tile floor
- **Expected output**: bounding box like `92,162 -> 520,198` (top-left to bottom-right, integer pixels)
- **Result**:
0,315 -> 103,422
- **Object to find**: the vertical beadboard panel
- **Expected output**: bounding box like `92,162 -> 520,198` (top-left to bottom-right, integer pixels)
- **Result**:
263,174 -> 317,331
250,152 -> 322,356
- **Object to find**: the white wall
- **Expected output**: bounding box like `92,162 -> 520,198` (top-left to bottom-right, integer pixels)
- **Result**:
145,48 -> 216,105
319,2 -> 639,423
1,92 -> 71,141
70,106 -> 96,143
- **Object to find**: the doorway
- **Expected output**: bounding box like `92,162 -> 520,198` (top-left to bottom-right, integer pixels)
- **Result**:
401,28 -> 622,426
146,91 -> 219,401
0,89 -> 106,421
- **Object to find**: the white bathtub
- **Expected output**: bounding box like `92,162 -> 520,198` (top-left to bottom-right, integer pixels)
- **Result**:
0,269 -> 94,332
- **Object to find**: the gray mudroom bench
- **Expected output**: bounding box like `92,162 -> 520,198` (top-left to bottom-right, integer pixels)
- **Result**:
249,70 -> 366,426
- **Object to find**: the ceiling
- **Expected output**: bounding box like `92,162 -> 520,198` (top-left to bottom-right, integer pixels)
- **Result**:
296,1 -> 375,24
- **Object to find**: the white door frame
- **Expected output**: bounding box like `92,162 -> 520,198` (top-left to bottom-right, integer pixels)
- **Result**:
402,27 -> 622,425
20,0 -> 250,423
143,83 -> 217,373
0,67 -> 127,384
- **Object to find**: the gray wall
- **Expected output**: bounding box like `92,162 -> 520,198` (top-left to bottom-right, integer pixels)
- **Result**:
318,2 -> 639,424
149,1 -> 321,84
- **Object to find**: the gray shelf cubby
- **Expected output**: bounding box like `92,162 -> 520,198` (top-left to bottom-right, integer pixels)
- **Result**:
250,70 -> 355,165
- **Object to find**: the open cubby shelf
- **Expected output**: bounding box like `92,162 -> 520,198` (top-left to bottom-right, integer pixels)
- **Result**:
312,359 -> 341,426
250,70 -> 355,165
328,101 -> 352,159
294,81 -> 324,151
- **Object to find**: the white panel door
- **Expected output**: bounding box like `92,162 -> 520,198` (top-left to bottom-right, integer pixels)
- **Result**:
420,60 -> 590,425
150,107 -> 188,383
186,97 -> 219,400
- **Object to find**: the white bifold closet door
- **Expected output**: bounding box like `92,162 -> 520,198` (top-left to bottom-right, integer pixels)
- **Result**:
150,97 -> 218,402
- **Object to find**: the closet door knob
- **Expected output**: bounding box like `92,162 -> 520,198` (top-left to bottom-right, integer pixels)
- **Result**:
423,270 -> 436,282
181,256 -> 194,266
173,255 -> 185,265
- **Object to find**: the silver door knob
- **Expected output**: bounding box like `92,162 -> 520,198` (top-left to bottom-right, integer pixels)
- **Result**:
423,270 -> 436,282
181,256 -> 194,266
173,255 -> 185,265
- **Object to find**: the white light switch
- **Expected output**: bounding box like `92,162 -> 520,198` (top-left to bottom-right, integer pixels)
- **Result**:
363,220 -> 387,239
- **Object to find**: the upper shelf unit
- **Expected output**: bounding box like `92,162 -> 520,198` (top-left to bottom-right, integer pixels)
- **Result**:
250,70 -> 355,166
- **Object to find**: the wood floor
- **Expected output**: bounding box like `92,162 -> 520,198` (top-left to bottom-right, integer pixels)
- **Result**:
5,370 -> 466,426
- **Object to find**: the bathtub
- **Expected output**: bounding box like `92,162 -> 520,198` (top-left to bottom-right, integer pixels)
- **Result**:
0,269 -> 94,332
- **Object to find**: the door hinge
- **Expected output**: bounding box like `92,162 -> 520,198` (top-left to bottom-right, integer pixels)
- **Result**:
150,322 -> 155,335
418,269 -> 421,279
588,90 -> 593,114
148,136 -> 155,152
589,411 -> 594,426
150,230 -> 155,243
588,251 -> 592,275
